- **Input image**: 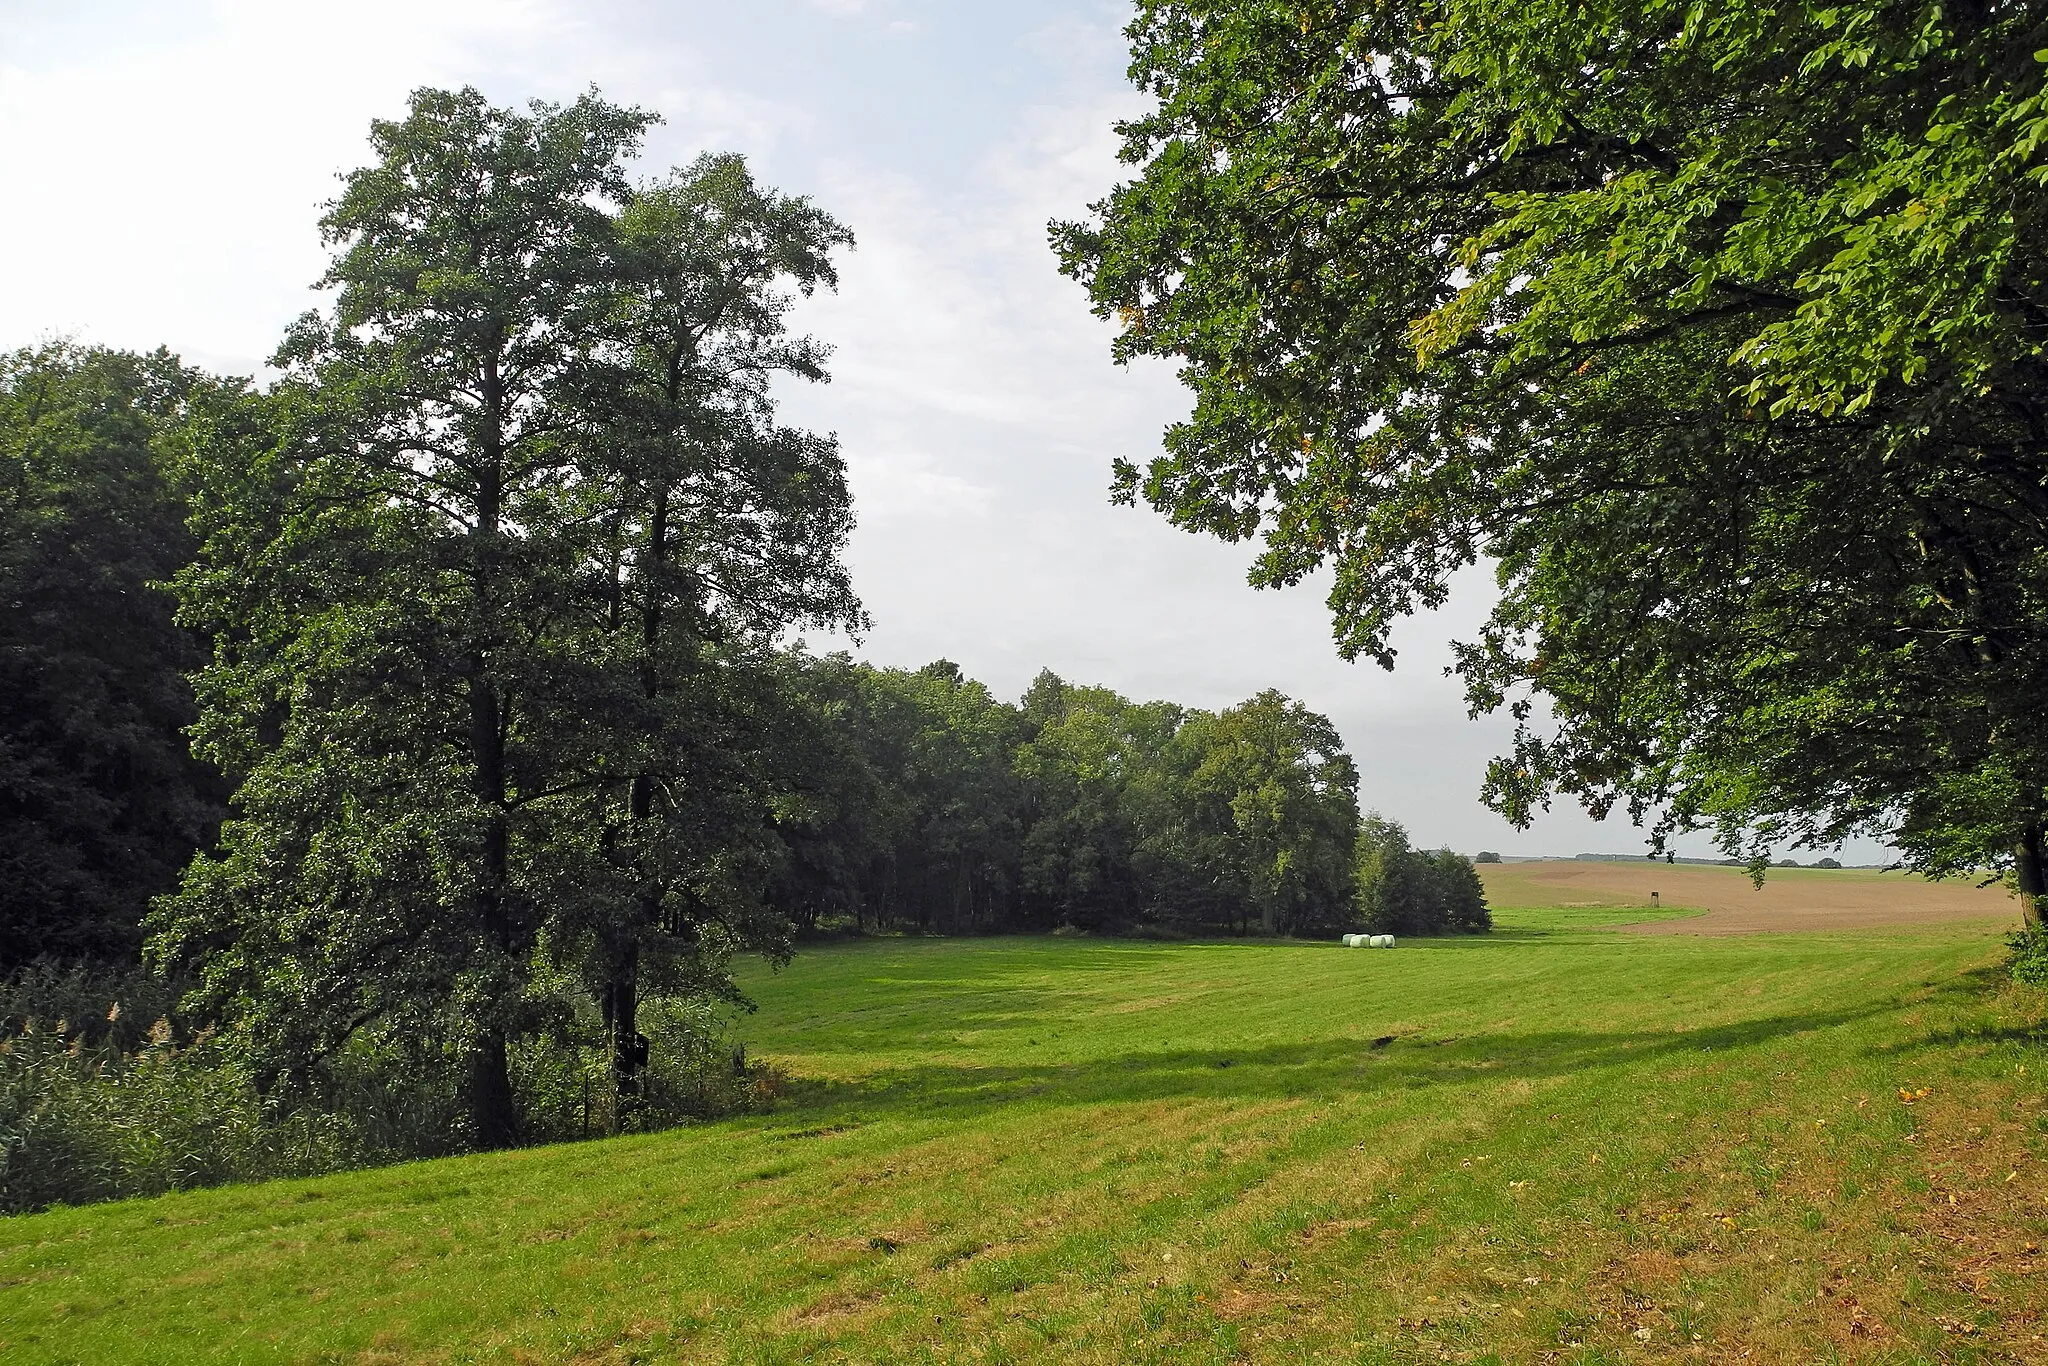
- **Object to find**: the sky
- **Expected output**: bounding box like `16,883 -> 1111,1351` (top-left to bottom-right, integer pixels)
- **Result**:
0,0 -> 1891,861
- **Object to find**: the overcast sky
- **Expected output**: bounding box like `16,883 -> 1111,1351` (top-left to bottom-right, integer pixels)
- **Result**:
0,0 -> 1890,861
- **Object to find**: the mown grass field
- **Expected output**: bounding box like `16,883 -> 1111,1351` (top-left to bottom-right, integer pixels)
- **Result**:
5,894 -> 2047,1363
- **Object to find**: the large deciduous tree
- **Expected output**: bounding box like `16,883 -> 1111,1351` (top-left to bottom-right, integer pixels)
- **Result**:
1056,1 -> 2048,915
1177,690 -> 1360,936
153,89 -> 861,1143
572,153 -> 860,1105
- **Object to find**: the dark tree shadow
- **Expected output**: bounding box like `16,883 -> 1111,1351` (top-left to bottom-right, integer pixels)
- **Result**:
754,999 -> 1899,1127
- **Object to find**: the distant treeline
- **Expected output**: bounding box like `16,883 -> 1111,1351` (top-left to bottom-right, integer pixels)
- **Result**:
771,662 -> 1386,940
1565,852 -> 1853,869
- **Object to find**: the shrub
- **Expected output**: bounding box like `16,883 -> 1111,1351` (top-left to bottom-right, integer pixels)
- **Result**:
509,994 -> 781,1140
2009,927 -> 2048,988
1473,851 -> 1501,864
0,960 -> 778,1213
1814,857 -> 1843,869
0,1019 -> 358,1214
641,996 -> 782,1124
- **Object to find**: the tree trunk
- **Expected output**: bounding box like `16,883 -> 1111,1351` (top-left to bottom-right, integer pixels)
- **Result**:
466,365 -> 517,1149
2016,824 -> 2046,931
603,487 -> 670,1111
602,940 -> 643,1124
465,674 -> 518,1147
468,1026 -> 518,1149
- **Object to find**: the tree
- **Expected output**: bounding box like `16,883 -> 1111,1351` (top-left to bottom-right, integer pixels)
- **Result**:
763,654 -> 916,935
1177,690 -> 1359,935
1357,817 -> 1491,936
1014,676 -> 1187,931
0,345 -> 223,963
876,662 -> 1025,933
154,89 -> 861,1145
1056,2 -> 2048,919
569,152 -> 859,1107
1425,849 -> 1492,935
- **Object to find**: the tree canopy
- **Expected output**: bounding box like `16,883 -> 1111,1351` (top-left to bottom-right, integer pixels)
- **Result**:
769,661 -> 1373,939
151,89 -> 862,1143
1056,0 -> 2048,909
0,345 -> 223,963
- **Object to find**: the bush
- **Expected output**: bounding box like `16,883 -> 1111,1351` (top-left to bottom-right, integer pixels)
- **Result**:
640,996 -> 782,1124
2009,927 -> 2048,988
1473,851 -> 1501,864
0,1018 -> 358,1214
501,995 -> 782,1142
0,959 -> 351,1213
1814,857 -> 1843,869
0,961 -> 779,1213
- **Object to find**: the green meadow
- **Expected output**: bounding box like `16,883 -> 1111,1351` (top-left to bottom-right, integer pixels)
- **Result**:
5,909 -> 2046,1363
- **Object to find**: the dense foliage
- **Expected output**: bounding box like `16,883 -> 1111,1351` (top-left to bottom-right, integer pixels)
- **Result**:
770,660 -> 1373,939
0,345 -> 224,964
1357,816 -> 1493,937
0,960 -> 771,1214
1055,1 -> 2048,915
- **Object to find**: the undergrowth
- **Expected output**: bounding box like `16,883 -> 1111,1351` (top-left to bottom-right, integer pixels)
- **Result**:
0,961 -> 778,1214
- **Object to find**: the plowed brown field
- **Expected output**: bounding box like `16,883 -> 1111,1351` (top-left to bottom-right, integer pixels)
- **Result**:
1479,857 -> 2019,935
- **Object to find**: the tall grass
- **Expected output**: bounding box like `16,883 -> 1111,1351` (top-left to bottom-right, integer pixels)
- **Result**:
0,1021 -> 356,1213
0,962 -> 779,1214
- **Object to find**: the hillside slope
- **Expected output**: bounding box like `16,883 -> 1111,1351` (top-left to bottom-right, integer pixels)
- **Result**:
4,928 -> 2044,1362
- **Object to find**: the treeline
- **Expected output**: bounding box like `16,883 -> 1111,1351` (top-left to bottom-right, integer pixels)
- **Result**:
771,665 -> 1363,938
1,87 -> 1486,1208
768,663 -> 1489,941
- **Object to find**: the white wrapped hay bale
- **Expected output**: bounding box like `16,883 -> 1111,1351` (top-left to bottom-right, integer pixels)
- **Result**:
1340,933 -> 1364,947
1369,934 -> 1396,948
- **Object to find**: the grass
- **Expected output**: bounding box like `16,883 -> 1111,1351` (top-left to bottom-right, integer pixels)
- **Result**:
4,915 -> 2047,1363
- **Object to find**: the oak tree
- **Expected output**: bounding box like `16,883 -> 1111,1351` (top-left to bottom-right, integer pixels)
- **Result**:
1057,0 -> 2048,915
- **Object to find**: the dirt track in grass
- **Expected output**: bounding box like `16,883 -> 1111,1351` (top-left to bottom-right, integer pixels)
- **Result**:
1480,858 -> 2021,935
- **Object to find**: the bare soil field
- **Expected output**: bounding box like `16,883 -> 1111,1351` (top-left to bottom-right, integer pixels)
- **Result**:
1479,858 -> 2020,935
